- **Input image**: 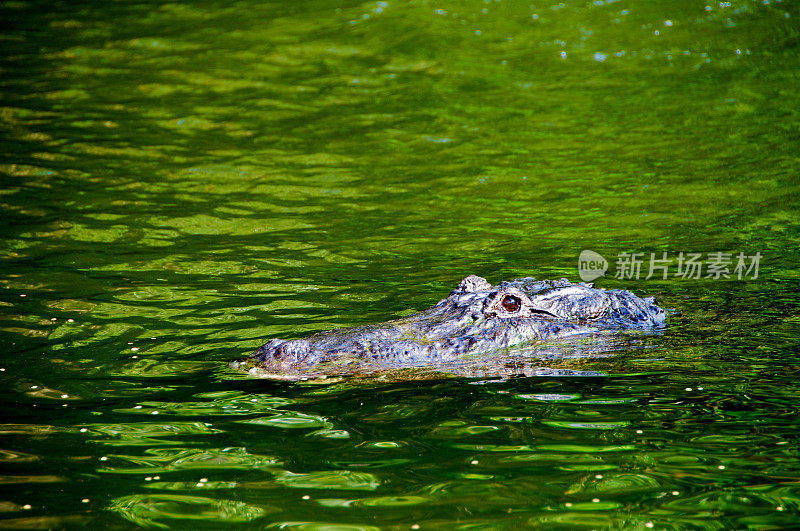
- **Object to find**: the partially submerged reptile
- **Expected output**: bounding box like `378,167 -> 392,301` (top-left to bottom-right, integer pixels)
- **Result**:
233,275 -> 666,380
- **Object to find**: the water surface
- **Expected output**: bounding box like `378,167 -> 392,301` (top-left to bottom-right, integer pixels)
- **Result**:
2,0 -> 800,528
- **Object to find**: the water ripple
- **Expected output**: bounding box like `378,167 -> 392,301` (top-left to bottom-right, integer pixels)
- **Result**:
109,494 -> 268,528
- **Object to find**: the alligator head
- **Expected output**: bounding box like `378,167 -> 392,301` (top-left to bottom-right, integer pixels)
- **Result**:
235,275 -> 667,379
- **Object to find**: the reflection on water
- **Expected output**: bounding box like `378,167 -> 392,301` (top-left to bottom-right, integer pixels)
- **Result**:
85,421 -> 221,446
99,447 -> 282,474
2,0 -> 800,528
72,376 -> 800,527
109,494 -> 268,528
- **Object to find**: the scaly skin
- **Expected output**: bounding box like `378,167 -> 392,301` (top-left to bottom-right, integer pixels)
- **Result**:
234,275 -> 666,379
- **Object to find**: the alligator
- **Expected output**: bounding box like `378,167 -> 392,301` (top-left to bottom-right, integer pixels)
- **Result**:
233,275 -> 667,380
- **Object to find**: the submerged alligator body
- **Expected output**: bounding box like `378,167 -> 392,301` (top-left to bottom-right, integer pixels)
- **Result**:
235,275 -> 667,379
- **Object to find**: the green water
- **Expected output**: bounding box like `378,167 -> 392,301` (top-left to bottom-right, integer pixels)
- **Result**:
2,0 -> 800,528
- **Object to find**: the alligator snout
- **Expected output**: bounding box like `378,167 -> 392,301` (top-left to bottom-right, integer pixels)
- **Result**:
251,339 -> 316,367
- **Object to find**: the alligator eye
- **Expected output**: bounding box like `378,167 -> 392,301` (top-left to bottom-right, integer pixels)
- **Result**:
501,295 -> 521,313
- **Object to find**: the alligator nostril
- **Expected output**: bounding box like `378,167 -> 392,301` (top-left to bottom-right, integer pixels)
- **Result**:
501,295 -> 521,313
